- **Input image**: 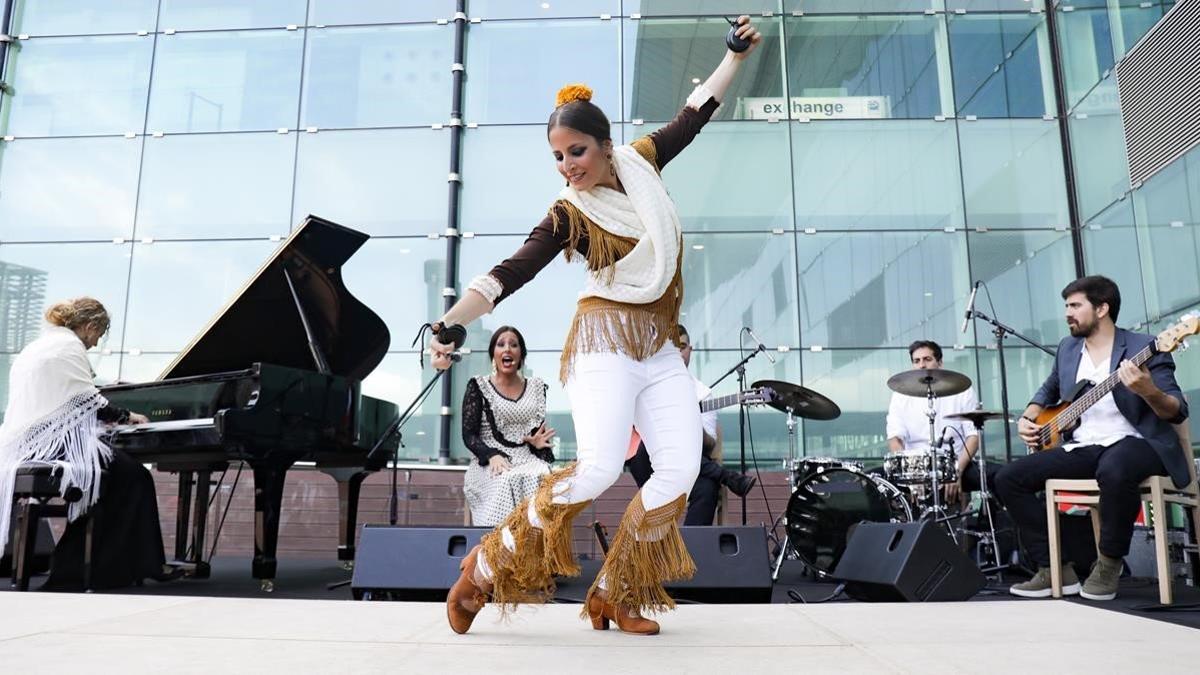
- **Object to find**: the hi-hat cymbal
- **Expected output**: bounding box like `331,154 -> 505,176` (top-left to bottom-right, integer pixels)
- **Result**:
944,410 -> 1011,427
751,380 -> 841,420
886,368 -> 972,397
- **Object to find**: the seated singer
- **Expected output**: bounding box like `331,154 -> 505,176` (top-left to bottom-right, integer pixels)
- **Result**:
462,326 -> 556,527
625,325 -> 757,525
996,275 -> 1190,601
886,340 -> 991,504
0,297 -> 176,590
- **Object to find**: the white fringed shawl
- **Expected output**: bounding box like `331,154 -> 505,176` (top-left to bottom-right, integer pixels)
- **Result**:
0,325 -> 110,549
558,144 -> 681,304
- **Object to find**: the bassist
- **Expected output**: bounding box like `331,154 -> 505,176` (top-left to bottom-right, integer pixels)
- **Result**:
995,276 -> 1191,601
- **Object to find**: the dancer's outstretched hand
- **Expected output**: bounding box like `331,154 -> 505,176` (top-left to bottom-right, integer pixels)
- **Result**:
730,15 -> 762,58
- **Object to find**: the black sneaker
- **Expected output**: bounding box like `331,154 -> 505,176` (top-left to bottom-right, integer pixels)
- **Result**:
724,473 -> 757,498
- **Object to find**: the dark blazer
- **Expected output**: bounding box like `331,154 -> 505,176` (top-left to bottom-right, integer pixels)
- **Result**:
1030,327 -> 1190,488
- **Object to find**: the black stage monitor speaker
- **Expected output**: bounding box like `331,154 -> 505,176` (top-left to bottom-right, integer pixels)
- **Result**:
664,526 -> 773,603
831,521 -> 985,602
351,525 -> 490,600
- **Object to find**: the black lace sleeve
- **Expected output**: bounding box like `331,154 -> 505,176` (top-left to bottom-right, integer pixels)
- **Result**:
97,404 -> 131,424
529,382 -> 555,464
461,379 -> 507,466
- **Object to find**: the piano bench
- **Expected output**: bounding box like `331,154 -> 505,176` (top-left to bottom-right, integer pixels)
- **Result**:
10,462 -> 97,592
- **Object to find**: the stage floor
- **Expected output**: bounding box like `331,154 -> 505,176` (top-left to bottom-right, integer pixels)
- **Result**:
0,591 -> 1198,673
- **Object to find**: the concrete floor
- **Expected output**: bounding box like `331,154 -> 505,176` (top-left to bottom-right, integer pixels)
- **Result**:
0,593 -> 1197,673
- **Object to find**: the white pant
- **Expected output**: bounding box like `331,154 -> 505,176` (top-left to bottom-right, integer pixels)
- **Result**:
555,344 -> 702,511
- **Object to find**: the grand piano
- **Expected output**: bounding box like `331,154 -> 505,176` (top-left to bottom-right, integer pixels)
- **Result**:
103,215 -> 399,591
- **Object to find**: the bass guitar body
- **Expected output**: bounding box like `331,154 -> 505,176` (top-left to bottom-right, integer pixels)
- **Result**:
1032,381 -> 1091,451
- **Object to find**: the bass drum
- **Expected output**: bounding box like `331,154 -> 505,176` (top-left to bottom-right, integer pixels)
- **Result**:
785,467 -> 912,577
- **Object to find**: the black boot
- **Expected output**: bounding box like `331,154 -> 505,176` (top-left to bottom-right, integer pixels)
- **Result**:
721,471 -> 757,497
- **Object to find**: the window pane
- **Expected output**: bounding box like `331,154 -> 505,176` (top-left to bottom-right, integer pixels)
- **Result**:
460,126 -> 567,235
135,132 -> 296,239
1068,73 -> 1128,222
974,346 -> 1056,461
292,128 -> 449,236
457,236 -> 588,351
0,242 -> 132,352
620,120 -> 794,231
948,13 -> 1053,118
339,237 -> 447,345
1082,198 -> 1148,327
362,352 -> 441,461
465,20 -> 619,125
628,0 -> 780,15
966,229 -> 1076,345
11,0 -> 158,35
946,0 -> 1045,11
158,0 -> 308,31
124,240 -> 277,351
0,137 -> 141,241
681,232 -> 800,350
0,35 -> 153,137
1132,158 -> 1200,319
797,231 -> 969,349
624,17 -> 784,123
307,0 -> 454,26
147,30 -> 305,133
958,119 -> 1069,229
1055,3 -> 1114,109
118,352 -> 179,383
1109,0 -> 1172,58
471,0 -> 619,19
790,120 -> 964,230
785,15 -> 950,120
784,0 -> 945,12
302,25 -> 453,129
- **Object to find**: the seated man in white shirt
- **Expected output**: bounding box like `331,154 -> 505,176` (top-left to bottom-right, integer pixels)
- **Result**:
886,340 -> 992,504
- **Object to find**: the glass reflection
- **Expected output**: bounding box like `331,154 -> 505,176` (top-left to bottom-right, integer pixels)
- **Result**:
158,0 -> 307,31
123,239 -> 276,352
464,19 -> 619,125
471,0 -> 619,19
10,0 -> 158,36
147,30 -> 304,133
0,35 -> 153,137
966,229 -> 1076,346
797,231 -> 969,349
785,15 -> 949,120
0,242 -> 132,352
946,0 -> 1046,11
1133,157 -> 1200,319
117,352 -> 179,384
958,119 -> 1069,229
624,17 -> 783,123
690,350 -> 801,466
302,25 -> 452,129
948,13 -> 1052,118
1068,73 -> 1128,222
784,0 -> 944,12
135,132 -> 296,239
1109,0 -> 1173,58
339,236 -> 447,343
1055,3 -> 1114,109
1082,198 -> 1148,328
681,232 -> 799,350
307,0 -> 454,26
292,128 -> 449,236
460,126 -> 570,235
0,137 -> 141,241
975,346 -> 1056,462
456,235 -> 589,351
790,120 -> 964,230
630,0 -> 780,14
362,352 -> 442,461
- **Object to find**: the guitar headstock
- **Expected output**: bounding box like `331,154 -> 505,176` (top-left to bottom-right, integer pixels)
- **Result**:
1156,314 -> 1200,353
743,386 -> 775,407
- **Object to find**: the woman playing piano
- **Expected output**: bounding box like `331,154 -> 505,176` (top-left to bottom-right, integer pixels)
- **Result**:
426,17 -> 762,635
0,297 -> 178,589
461,325 -> 555,526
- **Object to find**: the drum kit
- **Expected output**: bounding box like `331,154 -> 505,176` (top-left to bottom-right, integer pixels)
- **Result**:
764,368 -> 1015,582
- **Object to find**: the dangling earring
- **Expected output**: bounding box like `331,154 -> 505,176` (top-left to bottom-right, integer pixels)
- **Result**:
608,155 -> 615,177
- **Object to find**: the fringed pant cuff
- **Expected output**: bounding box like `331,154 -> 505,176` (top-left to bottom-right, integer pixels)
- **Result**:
584,492 -> 694,616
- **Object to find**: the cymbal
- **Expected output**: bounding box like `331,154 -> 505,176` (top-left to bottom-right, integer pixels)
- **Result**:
751,380 -> 841,420
944,410 -> 1011,427
886,368 -> 972,397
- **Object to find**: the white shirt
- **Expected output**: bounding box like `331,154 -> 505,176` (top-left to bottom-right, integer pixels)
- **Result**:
1063,344 -> 1142,450
693,375 -> 719,441
886,387 -> 979,459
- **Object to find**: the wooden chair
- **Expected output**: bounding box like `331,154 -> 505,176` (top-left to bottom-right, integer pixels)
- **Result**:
1046,424 -> 1200,603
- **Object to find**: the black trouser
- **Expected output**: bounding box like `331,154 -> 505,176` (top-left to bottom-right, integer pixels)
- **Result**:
993,437 -> 1167,567
961,460 -> 1001,496
625,444 -> 724,526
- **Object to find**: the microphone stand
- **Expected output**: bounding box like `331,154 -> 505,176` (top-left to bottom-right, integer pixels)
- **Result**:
710,345 -> 768,526
966,308 -> 1055,463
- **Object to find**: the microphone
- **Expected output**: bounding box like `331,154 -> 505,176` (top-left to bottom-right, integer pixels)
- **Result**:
744,327 -> 776,364
961,280 -> 980,334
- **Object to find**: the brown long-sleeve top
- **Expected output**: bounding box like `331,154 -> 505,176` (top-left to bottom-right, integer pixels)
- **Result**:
482,96 -> 721,381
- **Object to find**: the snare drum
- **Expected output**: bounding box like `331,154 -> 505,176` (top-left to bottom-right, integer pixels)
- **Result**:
785,467 -> 911,576
883,449 -> 957,486
791,457 -> 863,484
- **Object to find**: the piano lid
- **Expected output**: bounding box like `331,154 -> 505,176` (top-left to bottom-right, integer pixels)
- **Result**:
160,215 -> 391,382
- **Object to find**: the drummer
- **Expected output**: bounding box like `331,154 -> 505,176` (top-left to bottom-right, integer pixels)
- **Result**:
885,340 -> 990,504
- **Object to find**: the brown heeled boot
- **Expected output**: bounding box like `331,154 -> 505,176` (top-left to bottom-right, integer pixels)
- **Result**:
447,544 -> 491,634
585,591 -> 660,635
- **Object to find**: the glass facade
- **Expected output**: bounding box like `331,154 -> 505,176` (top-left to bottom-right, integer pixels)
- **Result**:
0,0 -> 1192,467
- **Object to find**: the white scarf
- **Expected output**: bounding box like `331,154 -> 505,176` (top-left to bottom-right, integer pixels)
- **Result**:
559,144 -> 681,304
0,325 -> 111,549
